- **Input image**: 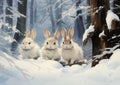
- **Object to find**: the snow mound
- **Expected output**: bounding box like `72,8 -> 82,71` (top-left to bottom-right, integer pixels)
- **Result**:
0,49 -> 120,85
109,49 -> 120,68
106,10 -> 120,30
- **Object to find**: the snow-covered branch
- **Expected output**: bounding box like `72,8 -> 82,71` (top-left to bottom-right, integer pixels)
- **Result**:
8,7 -> 26,18
99,31 -> 106,38
94,44 -> 120,59
82,25 -> 94,45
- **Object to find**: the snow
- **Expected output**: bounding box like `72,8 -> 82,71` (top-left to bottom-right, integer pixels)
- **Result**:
95,6 -> 104,13
8,7 -> 26,18
106,10 -> 120,30
99,31 -> 106,38
0,1 -> 120,84
0,29 -> 120,85
109,49 -> 120,67
82,25 -> 94,42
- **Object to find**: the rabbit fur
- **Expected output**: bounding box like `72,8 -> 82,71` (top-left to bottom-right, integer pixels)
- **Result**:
60,27 -> 84,64
19,29 -> 40,59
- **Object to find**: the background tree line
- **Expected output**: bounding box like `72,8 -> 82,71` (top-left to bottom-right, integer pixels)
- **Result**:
0,0 -> 120,66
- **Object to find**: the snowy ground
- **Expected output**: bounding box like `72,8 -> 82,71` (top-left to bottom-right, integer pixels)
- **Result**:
0,29 -> 120,85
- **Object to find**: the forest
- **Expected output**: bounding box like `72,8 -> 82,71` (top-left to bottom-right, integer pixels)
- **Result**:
0,0 -> 120,85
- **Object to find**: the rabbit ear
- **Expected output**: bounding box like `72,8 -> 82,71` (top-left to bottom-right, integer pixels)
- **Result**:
44,29 -> 51,38
54,28 -> 60,40
68,27 -> 74,39
25,29 -> 31,37
31,29 -> 36,40
62,27 -> 67,39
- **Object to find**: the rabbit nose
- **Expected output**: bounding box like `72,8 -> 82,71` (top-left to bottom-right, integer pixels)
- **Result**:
50,45 -> 52,48
65,46 -> 68,48
48,45 -> 51,48
25,46 -> 27,48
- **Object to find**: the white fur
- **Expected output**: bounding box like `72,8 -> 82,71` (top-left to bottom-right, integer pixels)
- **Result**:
61,27 -> 84,64
41,46 -> 61,61
19,38 -> 40,59
19,29 -> 40,59
41,29 -> 61,61
61,40 -> 84,64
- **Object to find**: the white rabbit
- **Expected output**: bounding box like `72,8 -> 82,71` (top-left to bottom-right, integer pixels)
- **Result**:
41,28 -> 61,61
19,29 -> 40,59
60,27 -> 84,65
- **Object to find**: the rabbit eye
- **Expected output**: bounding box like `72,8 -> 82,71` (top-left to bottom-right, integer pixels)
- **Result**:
28,42 -> 31,44
69,41 -> 71,44
53,42 -> 56,45
63,42 -> 64,44
22,42 -> 24,44
46,42 -> 49,45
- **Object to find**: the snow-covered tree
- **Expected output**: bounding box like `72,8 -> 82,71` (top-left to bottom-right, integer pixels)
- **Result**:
83,0 -> 110,66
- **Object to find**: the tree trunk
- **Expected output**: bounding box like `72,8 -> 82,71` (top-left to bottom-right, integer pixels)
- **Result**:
82,0 -> 91,29
3,0 -> 7,28
30,0 -> 34,29
55,0 -> 62,29
33,1 -> 37,25
12,0 -> 18,26
0,0 -> 3,15
6,0 -> 13,26
49,0 -> 56,33
74,0 -> 84,41
89,0 -> 110,67
14,0 -> 27,42
11,0 -> 27,52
